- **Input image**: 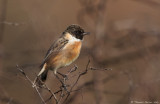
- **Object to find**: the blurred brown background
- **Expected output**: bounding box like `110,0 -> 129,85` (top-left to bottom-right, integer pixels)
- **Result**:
0,0 -> 160,104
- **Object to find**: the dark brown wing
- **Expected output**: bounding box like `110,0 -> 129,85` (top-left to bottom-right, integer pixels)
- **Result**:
40,36 -> 68,68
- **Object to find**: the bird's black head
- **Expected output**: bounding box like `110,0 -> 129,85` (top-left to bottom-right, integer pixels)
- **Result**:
64,24 -> 89,40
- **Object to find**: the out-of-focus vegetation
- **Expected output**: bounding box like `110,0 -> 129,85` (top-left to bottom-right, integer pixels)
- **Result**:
0,0 -> 160,104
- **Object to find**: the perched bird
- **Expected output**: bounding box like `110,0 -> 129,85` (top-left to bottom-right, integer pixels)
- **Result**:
37,24 -> 89,84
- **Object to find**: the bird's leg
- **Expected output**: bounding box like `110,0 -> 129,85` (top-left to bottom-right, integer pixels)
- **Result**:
55,74 -> 63,84
54,73 -> 69,93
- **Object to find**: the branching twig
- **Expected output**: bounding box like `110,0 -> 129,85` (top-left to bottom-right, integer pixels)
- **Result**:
62,60 -> 91,103
16,65 -> 46,104
17,60 -> 110,104
43,84 -> 58,103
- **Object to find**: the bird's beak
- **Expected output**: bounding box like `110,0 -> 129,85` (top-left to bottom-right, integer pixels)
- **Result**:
83,32 -> 90,36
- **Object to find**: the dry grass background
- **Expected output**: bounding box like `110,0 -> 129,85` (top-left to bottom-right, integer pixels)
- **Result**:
0,0 -> 160,104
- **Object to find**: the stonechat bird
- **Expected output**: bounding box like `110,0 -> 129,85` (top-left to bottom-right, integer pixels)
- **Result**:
37,24 -> 89,84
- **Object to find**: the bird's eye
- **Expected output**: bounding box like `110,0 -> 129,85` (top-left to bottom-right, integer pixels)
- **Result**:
75,31 -> 80,35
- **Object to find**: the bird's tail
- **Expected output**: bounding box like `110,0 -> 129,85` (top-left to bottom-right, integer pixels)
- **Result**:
39,69 -> 48,82
36,63 -> 48,86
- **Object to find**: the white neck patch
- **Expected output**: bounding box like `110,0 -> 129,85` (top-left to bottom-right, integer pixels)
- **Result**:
65,33 -> 81,43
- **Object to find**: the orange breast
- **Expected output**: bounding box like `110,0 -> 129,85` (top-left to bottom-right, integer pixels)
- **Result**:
48,41 -> 82,69
63,41 -> 82,66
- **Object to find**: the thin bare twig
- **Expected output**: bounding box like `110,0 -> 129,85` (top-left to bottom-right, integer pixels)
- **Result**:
62,59 -> 90,103
16,65 -> 46,104
17,59 -> 109,104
